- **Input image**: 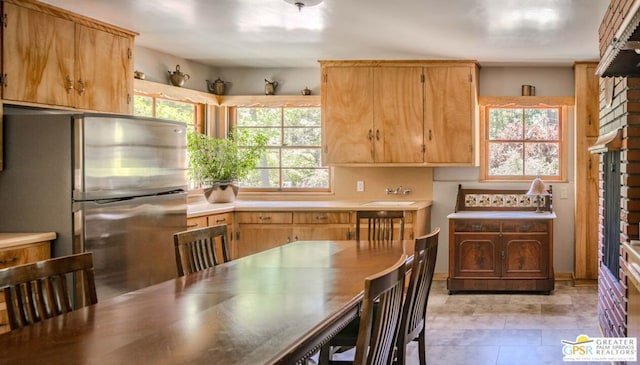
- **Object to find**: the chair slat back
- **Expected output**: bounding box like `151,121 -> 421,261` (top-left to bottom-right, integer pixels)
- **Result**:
0,252 -> 97,330
356,210 -> 405,241
173,225 -> 230,276
396,227 -> 440,365
353,255 -> 407,365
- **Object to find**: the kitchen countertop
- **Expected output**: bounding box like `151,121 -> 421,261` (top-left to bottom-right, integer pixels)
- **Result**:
188,199 -> 433,218
0,232 -> 57,249
447,211 -> 557,219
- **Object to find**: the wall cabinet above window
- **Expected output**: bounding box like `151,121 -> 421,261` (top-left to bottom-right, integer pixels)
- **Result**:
320,60 -> 478,166
1,0 -> 135,114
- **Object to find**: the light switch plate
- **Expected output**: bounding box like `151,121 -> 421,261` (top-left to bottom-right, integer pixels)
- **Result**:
560,187 -> 568,199
356,180 -> 365,192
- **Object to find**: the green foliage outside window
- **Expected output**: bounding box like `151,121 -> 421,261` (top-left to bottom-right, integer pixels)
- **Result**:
133,95 -> 196,129
487,107 -> 560,178
235,107 -> 328,190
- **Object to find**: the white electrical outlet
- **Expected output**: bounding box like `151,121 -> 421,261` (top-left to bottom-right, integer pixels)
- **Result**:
356,180 -> 365,192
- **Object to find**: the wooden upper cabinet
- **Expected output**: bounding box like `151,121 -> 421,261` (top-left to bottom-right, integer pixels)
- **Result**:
322,64 -> 423,164
2,2 -> 75,107
323,66 -> 374,163
75,24 -> 133,113
424,65 -> 477,164
373,67 -> 424,163
1,0 -> 135,114
321,60 -> 477,165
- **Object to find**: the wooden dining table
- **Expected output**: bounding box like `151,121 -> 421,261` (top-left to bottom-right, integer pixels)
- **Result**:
0,239 -> 414,365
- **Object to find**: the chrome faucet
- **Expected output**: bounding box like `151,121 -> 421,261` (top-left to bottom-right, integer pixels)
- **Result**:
385,186 -> 412,195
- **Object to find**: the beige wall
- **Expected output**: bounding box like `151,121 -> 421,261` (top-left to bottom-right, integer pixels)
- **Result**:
239,167 -> 433,201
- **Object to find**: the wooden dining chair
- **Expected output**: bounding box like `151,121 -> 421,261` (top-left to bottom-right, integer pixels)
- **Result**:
355,210 -> 405,241
319,255 -> 407,365
395,227 -> 440,365
0,252 -> 97,330
173,225 -> 230,276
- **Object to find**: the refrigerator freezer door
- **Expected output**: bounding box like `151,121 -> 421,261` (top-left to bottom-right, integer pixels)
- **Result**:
74,115 -> 187,200
75,191 -> 187,301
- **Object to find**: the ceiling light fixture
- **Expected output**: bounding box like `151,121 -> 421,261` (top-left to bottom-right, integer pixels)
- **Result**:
284,0 -> 323,12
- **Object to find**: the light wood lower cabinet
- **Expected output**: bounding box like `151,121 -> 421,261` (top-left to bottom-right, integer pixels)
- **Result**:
234,207 -> 431,259
236,212 -> 294,257
292,211 -> 351,241
186,212 -> 236,258
0,240 -> 51,333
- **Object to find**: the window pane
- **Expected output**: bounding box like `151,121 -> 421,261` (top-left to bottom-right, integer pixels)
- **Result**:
283,168 -> 329,188
235,106 -> 327,191
488,142 -> 523,176
252,149 -> 280,169
237,127 -> 281,146
156,99 -> 195,126
242,168 -> 279,188
284,108 -> 321,127
237,108 -> 281,127
489,108 -> 522,140
282,148 -> 322,168
133,95 -> 153,117
525,109 -> 559,140
284,128 -> 321,146
524,142 -> 559,176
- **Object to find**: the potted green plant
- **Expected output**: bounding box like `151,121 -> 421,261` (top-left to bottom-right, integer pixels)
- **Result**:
187,129 -> 268,203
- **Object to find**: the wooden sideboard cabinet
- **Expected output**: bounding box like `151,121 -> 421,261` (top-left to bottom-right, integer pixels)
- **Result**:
0,233 -> 53,333
447,186 -> 555,293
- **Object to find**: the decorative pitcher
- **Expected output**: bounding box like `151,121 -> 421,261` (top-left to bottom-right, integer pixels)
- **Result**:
264,79 -> 279,95
168,65 -> 190,87
206,78 -> 227,95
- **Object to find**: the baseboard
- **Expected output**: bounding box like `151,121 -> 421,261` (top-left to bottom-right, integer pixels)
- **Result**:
433,271 -> 582,283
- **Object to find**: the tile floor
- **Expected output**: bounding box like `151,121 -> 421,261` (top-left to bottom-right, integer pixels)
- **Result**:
318,280 -> 608,365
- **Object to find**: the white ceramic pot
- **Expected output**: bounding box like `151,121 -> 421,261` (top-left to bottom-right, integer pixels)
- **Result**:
204,182 -> 239,203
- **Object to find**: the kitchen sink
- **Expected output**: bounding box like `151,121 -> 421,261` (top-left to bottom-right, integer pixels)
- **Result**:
361,201 -> 415,206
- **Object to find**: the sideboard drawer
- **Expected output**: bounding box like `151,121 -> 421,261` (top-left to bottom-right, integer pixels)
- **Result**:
502,220 -> 548,233
453,220 -> 500,232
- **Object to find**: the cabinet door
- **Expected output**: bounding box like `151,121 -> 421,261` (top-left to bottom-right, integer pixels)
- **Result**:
424,65 -> 474,164
502,233 -> 548,278
373,67 -> 424,163
452,233 -> 500,278
75,24 -> 133,113
3,2 -> 75,106
236,225 -> 293,258
323,67 -> 374,163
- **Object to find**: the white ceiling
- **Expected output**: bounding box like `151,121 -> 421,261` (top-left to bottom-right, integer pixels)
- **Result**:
41,0 -> 611,68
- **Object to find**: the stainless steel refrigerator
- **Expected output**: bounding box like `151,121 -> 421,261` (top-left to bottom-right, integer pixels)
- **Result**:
0,106 -> 188,300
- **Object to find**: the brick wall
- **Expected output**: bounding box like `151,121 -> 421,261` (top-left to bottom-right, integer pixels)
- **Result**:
598,76 -> 640,337
599,0 -> 635,57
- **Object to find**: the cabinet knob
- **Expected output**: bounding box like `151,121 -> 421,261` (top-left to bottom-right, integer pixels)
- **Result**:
368,129 -> 373,141
471,224 -> 482,231
77,79 -> 85,96
376,129 -> 380,141
65,75 -> 74,93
